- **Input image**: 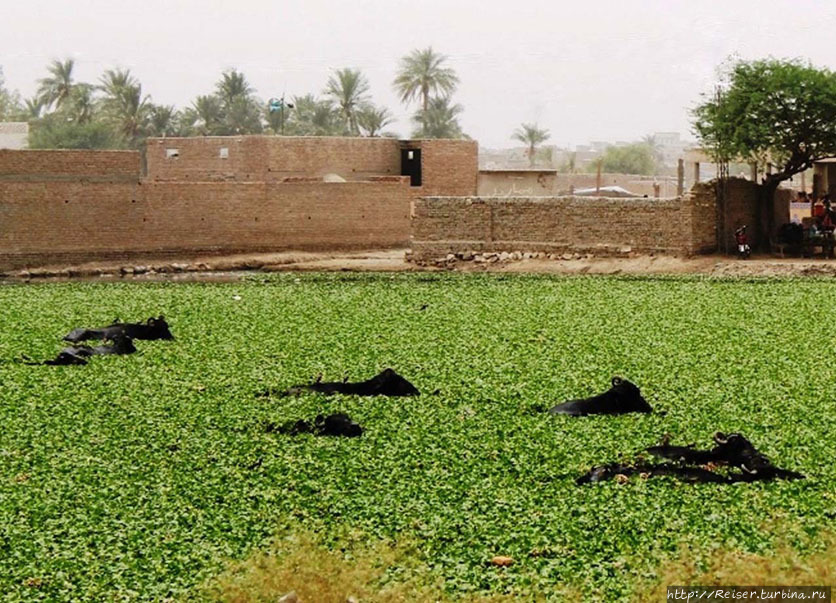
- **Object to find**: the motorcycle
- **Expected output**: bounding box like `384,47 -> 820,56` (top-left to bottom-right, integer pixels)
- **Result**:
735,226 -> 751,259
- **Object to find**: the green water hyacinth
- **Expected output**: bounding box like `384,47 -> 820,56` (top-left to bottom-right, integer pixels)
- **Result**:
0,273 -> 832,601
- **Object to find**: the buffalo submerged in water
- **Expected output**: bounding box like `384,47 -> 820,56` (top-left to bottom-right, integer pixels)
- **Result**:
63,315 -> 174,343
549,377 -> 653,416
578,432 -> 805,485
264,368 -> 420,398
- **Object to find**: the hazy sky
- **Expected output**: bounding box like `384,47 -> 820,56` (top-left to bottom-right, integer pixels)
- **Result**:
2,0 -> 834,148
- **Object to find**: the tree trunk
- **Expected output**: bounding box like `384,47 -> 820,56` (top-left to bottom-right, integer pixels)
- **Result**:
422,86 -> 429,136
758,178 -> 781,252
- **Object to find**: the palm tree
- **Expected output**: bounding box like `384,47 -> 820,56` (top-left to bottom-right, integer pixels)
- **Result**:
324,68 -> 370,135
100,81 -> 150,146
148,104 -> 179,137
215,69 -> 254,109
394,47 -> 458,132
37,58 -> 76,109
223,96 -> 263,135
411,96 -> 464,139
282,94 -> 342,136
512,123 -> 550,167
99,68 -> 138,101
191,95 -> 223,135
65,84 -> 96,124
22,96 -> 43,120
210,70 -> 263,134
357,104 -> 394,137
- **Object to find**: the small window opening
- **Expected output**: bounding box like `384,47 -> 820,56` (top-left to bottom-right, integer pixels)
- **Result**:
166,148 -> 180,159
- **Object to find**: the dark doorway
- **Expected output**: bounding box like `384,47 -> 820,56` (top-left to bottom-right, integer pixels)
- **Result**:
401,148 -> 422,187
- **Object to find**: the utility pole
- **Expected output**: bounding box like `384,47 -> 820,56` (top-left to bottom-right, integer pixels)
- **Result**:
677,158 -> 684,196
268,95 -> 294,135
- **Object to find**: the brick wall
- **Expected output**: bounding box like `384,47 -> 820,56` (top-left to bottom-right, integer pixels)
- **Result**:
141,181 -> 410,252
145,136 -> 479,196
145,136 -> 403,182
411,139 -> 478,196
0,149 -> 140,180
689,184 -> 717,254
0,146 -> 416,270
0,179 -> 411,269
412,195 -> 698,259
0,139 -> 478,269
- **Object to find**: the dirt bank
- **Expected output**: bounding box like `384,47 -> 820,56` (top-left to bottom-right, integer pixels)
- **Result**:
5,249 -> 836,281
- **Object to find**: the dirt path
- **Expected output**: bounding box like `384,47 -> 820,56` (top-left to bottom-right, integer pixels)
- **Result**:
6,249 -> 836,281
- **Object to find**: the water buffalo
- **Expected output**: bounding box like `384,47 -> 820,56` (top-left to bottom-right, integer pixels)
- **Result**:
27,333 -> 136,365
63,315 -> 173,343
273,413 -> 363,438
576,462 -> 729,485
276,368 -> 420,397
549,377 -> 652,416
647,432 -> 805,481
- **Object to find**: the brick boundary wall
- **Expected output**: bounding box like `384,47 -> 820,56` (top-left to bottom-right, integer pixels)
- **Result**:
0,148 -> 139,179
0,149 -> 414,271
411,194 -> 716,260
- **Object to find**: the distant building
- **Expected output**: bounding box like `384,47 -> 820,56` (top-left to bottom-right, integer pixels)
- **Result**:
0,122 -> 28,149
652,131 -> 692,167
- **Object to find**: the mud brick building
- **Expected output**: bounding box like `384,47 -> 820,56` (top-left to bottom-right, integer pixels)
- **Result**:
0,135 -> 787,270
0,137 -> 477,270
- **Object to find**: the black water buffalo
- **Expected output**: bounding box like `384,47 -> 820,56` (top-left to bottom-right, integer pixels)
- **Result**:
277,368 -> 420,397
578,432 -> 805,485
647,432 -> 805,481
274,413 -> 363,438
576,462 -> 729,485
63,315 -> 173,343
40,350 -> 89,366
549,377 -> 652,416
27,333 -> 136,366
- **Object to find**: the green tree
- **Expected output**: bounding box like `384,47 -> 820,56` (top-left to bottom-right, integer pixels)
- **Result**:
558,151 -> 578,174
21,96 -> 44,121
597,143 -> 656,175
394,47 -> 458,133
694,57 -> 836,241
512,123 -> 551,167
357,104 -> 394,137
283,94 -> 342,136
189,95 -> 224,135
98,68 -> 138,101
64,83 -> 97,124
29,112 -> 119,149
213,70 -> 263,135
147,104 -> 181,137
0,67 -> 24,120
641,134 -> 665,167
324,68 -> 370,135
411,96 -> 464,139
215,69 -> 253,108
37,58 -> 76,110
99,70 -> 151,147
223,96 -> 263,135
